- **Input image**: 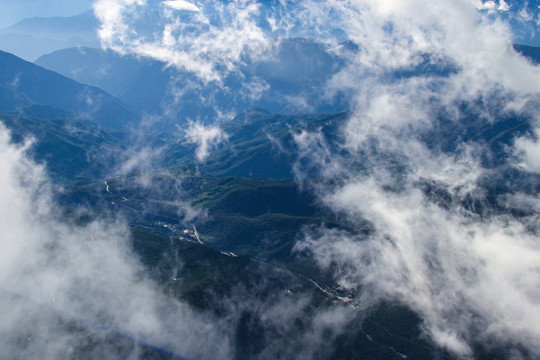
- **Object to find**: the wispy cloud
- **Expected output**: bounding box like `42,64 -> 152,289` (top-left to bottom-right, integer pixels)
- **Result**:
297,163 -> 540,356
184,121 -> 228,162
162,0 -> 200,12
515,123 -> 540,173
93,0 -> 272,83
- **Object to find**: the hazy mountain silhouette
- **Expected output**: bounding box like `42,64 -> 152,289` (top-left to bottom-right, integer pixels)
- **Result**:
0,50 -> 138,129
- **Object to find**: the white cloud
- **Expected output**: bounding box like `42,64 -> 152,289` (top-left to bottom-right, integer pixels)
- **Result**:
93,0 -> 271,83
284,0 -> 540,357
297,167 -> 540,356
293,128 -> 345,180
0,124 -> 231,359
162,0 -> 200,12
118,146 -> 164,175
184,121 -> 228,161
515,127 -> 540,173
477,0 -> 509,12
240,76 -> 270,101
498,0 -> 509,11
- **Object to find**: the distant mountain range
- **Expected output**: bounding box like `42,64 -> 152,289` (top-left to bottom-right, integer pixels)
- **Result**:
0,50 -> 138,129
0,11 -> 99,61
35,39 -> 352,129
34,42 -> 540,133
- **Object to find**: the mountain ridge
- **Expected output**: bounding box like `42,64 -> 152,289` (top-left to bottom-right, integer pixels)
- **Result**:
0,49 -> 139,129
0,10 -> 98,60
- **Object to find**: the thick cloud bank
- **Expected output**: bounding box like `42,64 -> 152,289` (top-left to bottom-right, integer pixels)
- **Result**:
0,125 -> 230,359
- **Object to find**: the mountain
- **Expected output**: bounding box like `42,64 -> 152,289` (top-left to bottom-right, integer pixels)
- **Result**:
0,111 -> 128,181
9,106 -> 441,359
163,109 -> 348,178
130,228 -> 448,360
168,101 -> 529,181
0,11 -> 99,61
0,50 -> 138,129
118,173 -> 338,263
5,10 -> 97,37
35,38 -> 351,129
51,152 -> 462,360
1,87 -> 525,360
35,47 -> 147,98
197,97 -> 535,179
36,42 -> 540,133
